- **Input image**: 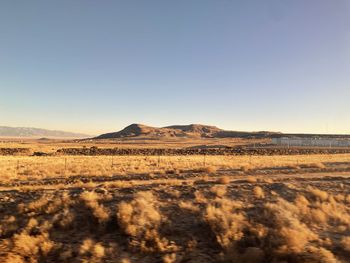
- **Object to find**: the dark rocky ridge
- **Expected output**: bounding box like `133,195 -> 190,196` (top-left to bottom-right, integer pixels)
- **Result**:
0,148 -> 31,155
56,146 -> 350,156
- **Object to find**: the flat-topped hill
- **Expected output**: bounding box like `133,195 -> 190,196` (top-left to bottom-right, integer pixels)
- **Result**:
94,123 -> 279,139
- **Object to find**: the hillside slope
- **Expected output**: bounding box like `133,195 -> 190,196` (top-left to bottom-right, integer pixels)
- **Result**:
95,123 -> 278,139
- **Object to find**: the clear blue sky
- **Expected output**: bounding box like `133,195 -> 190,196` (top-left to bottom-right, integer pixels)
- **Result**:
1,1 -> 349,135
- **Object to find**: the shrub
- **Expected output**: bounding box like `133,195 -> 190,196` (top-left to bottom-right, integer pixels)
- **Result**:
217,176 -> 230,184
253,186 -> 265,199
204,197 -> 247,251
211,185 -> 227,198
264,198 -> 318,254
307,186 -> 329,202
341,236 -> 350,252
80,191 -> 110,223
116,191 -> 171,252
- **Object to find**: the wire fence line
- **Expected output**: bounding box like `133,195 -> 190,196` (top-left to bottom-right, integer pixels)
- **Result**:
4,154 -> 224,178
0,153 -> 335,180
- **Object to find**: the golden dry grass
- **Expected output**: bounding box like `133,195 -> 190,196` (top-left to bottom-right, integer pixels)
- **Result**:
1,177 -> 350,262
0,153 -> 349,183
1,151 -> 350,262
0,136 -> 262,152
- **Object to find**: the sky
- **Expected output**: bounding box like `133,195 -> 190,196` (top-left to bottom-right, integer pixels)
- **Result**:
1,0 -> 349,135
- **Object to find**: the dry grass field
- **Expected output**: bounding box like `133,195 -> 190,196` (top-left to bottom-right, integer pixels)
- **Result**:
0,137 -> 264,153
1,148 -> 350,262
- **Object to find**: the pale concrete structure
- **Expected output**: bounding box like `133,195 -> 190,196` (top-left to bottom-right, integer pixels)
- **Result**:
272,137 -> 350,147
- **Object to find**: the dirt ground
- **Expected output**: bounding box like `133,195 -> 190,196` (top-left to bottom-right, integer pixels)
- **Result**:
1,144 -> 350,262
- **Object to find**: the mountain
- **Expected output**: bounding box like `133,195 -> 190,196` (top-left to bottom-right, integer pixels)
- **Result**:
95,124 -> 184,139
164,124 -> 221,136
0,126 -> 90,138
94,123 -> 279,139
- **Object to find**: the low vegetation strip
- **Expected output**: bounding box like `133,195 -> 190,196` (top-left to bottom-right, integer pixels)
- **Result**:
2,146 -> 350,157
56,146 -> 350,156
0,148 -> 31,156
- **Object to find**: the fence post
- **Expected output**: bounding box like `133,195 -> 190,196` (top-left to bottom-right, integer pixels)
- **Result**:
203,153 -> 206,167
158,154 -> 160,168
16,160 -> 19,176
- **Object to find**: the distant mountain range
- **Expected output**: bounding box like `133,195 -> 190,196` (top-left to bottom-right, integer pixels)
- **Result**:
3,124 -> 347,140
94,123 -> 280,139
0,126 -> 90,138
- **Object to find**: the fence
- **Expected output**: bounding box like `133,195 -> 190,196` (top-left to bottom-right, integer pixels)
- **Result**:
1,153 -> 317,180
2,153 -> 350,181
2,155 -> 220,179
